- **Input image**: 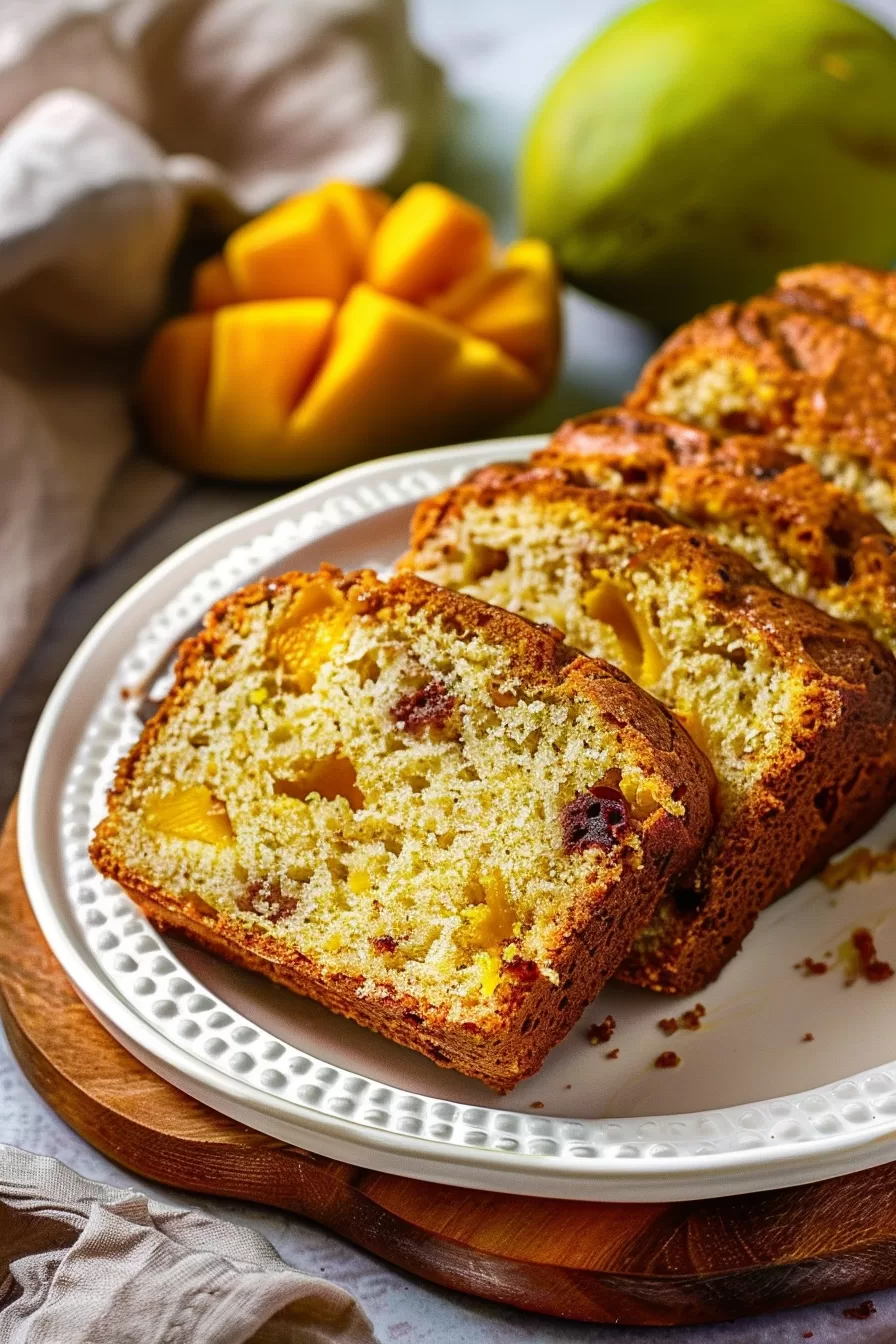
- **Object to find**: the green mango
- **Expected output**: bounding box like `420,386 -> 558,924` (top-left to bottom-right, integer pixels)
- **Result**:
520,0 -> 896,330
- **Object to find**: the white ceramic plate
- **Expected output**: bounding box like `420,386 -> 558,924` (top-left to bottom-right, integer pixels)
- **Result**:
18,438 -> 896,1202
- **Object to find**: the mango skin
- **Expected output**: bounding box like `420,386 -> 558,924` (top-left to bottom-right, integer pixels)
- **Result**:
521,0 -> 896,329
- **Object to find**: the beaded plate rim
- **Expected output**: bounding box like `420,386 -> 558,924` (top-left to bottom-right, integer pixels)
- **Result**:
18,437 -> 896,1201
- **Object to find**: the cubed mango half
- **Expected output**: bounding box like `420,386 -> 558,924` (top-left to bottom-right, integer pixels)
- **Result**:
287,286 -> 539,471
141,180 -> 560,479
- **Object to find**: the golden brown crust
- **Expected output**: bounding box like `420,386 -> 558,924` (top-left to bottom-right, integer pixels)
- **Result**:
403,473 -> 896,995
535,407 -> 896,626
408,470 -> 886,668
91,567 -> 714,1089
628,294 -> 896,490
775,262 -> 896,346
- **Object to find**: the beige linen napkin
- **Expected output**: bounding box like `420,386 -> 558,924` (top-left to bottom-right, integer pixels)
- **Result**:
0,0 -> 441,700
0,1146 -> 378,1344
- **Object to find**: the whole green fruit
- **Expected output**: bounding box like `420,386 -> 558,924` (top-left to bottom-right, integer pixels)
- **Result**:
521,0 -> 896,329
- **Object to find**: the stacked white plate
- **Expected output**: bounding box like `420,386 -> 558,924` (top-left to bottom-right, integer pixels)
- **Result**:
19,438 -> 896,1202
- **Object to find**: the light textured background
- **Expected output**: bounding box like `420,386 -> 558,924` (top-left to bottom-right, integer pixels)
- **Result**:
4,2 -> 896,1338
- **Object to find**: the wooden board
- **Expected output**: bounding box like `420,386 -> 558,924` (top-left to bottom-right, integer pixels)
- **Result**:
3,805 -> 896,1327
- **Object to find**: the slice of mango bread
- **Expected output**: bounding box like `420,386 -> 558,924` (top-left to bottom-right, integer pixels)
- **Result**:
627,280 -> 896,533
401,474 -> 896,995
534,407 -> 896,658
90,567 -> 714,1090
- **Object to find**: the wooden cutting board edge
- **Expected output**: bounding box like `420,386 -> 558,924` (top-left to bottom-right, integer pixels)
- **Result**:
3,802 -> 896,1327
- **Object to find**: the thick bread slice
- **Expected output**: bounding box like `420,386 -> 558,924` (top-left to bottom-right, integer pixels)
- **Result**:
90,567 -> 713,1090
628,289 -> 896,533
401,475 -> 896,995
535,407 -> 896,657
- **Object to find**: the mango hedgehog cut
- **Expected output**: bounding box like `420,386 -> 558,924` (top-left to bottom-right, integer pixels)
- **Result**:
90,568 -> 714,1091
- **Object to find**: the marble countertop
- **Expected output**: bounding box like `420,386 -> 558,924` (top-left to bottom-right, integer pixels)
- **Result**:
4,2 -> 896,1338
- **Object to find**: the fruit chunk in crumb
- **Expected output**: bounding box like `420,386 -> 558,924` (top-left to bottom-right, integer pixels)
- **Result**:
267,580 -> 350,691
144,785 -> 233,845
476,950 -> 503,996
274,753 -> 364,810
619,776 -> 660,821
462,871 -> 516,950
391,679 -> 457,734
561,786 -> 629,854
583,573 -> 664,686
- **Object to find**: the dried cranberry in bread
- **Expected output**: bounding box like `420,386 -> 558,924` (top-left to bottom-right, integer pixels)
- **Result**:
91,567 -> 713,1089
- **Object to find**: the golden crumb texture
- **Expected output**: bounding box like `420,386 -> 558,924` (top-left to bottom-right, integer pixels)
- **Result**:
90,566 -> 714,1090
402,471 -> 896,995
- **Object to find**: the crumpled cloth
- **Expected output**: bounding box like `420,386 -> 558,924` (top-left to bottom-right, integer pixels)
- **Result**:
0,1146 -> 378,1344
0,0 -> 441,700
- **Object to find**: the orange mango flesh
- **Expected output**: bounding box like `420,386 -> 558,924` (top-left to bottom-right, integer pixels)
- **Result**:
140,180 -> 560,479
266,580 -> 351,692
619,776 -> 660,822
202,300 -> 335,478
462,871 -> 519,998
192,255 -> 239,312
144,786 -> 233,845
427,326 -> 540,442
584,574 -> 666,688
139,314 -> 213,462
288,285 -> 539,470
678,709 -> 711,761
462,871 -> 516,948
226,183 -> 389,303
448,240 -> 561,383
319,181 -> 390,259
364,182 -> 492,302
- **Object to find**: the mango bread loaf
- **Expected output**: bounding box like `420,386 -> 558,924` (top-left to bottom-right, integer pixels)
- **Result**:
535,407 -> 896,657
628,274 -> 896,533
774,263 -> 896,344
90,567 -> 714,1090
401,473 -> 896,994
